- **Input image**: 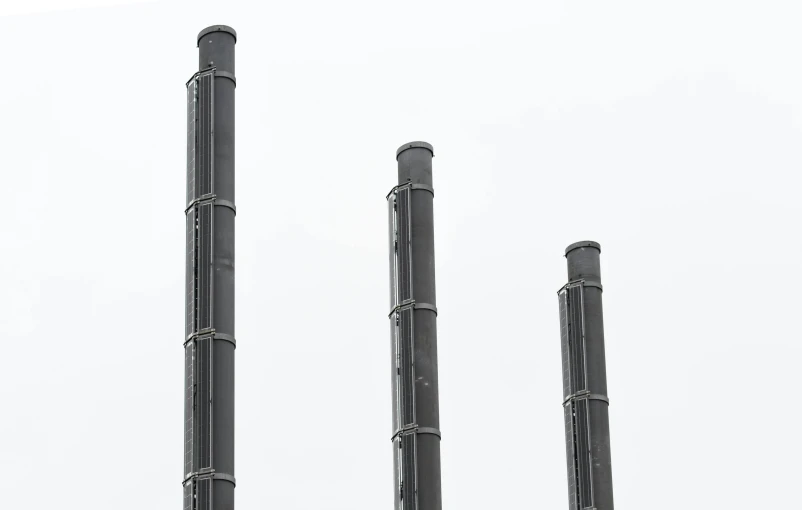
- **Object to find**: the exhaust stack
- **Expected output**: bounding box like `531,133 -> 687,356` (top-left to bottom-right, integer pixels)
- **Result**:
558,241 -> 615,510
183,25 -> 237,510
387,142 -> 443,510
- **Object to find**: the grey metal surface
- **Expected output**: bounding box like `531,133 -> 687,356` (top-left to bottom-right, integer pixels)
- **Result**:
387,142 -> 442,510
558,242 -> 614,510
184,25 -> 237,510
197,25 -> 237,45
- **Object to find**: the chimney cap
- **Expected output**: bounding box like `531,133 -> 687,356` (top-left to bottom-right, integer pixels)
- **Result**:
197,25 -> 237,46
565,240 -> 601,257
396,141 -> 434,159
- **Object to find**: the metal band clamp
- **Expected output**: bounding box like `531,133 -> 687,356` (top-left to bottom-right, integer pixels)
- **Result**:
185,329 -> 237,348
215,199 -> 237,214
214,71 -> 237,87
413,302 -> 437,315
391,424 -> 442,441
417,427 -> 442,438
388,301 -> 438,318
186,195 -> 237,215
563,392 -> 609,406
211,472 -> 236,486
183,471 -> 237,487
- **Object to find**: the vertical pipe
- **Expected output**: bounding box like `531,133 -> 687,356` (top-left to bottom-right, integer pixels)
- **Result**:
184,25 -> 237,510
558,241 -> 614,510
387,142 -> 442,510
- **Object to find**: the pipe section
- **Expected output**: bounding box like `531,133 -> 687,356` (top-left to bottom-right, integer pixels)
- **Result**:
184,24 -> 237,510
559,241 -> 614,510
387,141 -> 442,510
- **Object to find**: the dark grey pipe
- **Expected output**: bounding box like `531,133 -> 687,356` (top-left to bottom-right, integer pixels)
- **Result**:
387,142 -> 442,510
559,241 -> 614,510
184,25 -> 237,510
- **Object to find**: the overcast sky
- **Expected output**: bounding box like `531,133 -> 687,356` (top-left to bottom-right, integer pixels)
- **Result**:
1,1 -> 800,508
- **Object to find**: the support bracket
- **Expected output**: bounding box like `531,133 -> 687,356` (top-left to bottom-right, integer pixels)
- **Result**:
579,280 -> 603,291
558,279 -> 603,293
385,182 -> 435,199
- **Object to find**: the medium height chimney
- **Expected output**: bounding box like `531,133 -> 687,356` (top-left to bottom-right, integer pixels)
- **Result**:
558,241 -> 615,510
183,25 -> 237,510
387,142 -> 443,510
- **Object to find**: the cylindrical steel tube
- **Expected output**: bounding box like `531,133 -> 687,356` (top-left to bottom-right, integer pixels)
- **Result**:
559,241 -> 614,510
388,142 -> 442,510
184,25 -> 237,510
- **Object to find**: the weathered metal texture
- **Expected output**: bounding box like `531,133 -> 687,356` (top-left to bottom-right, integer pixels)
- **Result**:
387,142 -> 442,510
558,241 -> 614,510
184,25 -> 237,510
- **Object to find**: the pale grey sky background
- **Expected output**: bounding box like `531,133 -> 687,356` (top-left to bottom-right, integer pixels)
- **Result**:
1,0 -> 800,508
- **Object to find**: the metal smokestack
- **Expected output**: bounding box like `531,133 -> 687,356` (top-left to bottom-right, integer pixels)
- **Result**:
183,25 -> 237,510
387,142 -> 443,510
558,241 -> 615,510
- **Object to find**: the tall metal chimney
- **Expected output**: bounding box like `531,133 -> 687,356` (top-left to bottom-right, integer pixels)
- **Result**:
183,25 -> 237,510
558,241 -> 615,510
387,141 -> 442,510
